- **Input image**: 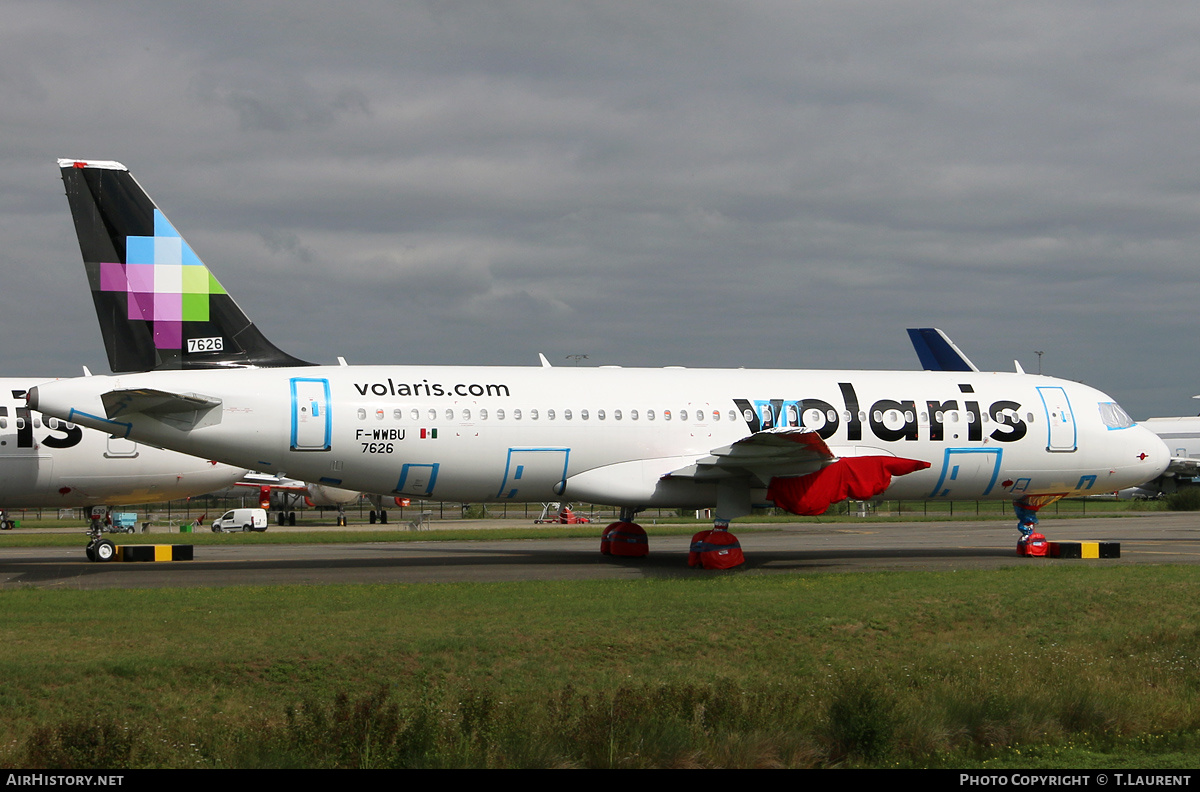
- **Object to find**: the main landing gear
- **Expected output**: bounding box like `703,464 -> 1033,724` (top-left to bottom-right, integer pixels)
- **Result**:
598,508 -> 745,569
600,507 -> 648,557
275,511 -> 297,526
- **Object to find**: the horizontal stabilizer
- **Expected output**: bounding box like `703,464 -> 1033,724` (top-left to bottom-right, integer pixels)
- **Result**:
102,388 -> 223,431
907,328 -> 979,372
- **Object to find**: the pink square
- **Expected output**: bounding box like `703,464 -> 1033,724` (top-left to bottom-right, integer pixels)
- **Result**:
154,321 -> 182,350
127,263 -> 155,293
153,292 -> 182,322
127,292 -> 154,321
99,262 -> 127,292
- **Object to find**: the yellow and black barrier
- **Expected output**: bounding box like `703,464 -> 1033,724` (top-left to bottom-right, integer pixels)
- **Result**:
1047,541 -> 1120,559
115,545 -> 194,562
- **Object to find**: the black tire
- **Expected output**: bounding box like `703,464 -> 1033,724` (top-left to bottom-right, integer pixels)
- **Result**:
277,512 -> 286,526
369,511 -> 377,524
380,510 -> 388,525
86,545 -> 96,561
242,524 -> 251,532
288,512 -> 296,526
94,540 -> 116,562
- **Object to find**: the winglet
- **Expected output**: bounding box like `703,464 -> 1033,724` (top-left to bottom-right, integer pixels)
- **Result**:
57,159 -> 312,372
906,328 -> 979,372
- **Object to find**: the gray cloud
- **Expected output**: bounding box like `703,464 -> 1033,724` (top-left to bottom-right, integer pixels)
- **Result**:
1,1 -> 1199,418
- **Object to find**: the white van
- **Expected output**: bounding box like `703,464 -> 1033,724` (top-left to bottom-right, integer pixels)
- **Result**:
211,508 -> 269,533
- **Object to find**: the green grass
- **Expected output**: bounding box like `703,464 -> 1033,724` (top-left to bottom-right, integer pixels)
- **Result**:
0,566 -> 1198,767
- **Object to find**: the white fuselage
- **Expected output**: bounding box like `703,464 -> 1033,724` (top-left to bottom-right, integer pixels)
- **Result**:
29,366 -> 1169,512
0,379 -> 246,508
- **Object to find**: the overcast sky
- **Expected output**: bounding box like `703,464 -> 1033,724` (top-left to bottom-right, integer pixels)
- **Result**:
2,1 -> 1198,419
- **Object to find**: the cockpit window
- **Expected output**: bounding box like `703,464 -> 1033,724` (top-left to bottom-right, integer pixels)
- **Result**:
1099,402 -> 1135,430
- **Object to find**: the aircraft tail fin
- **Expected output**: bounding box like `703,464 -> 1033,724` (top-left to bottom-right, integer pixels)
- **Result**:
906,327 -> 979,372
57,159 -> 312,372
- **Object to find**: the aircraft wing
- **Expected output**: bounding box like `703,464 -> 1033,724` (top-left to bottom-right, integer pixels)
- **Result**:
667,427 -> 837,485
1164,457 -> 1200,478
666,426 -> 930,516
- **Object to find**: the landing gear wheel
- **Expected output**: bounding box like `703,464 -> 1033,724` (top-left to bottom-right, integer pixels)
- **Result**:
277,512 -> 286,526
288,512 -> 296,526
93,540 -> 115,562
86,545 -> 96,562
369,511 -> 377,524
379,510 -> 388,525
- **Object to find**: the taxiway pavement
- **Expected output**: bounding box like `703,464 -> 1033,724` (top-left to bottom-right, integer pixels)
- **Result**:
1,513 -> 1198,590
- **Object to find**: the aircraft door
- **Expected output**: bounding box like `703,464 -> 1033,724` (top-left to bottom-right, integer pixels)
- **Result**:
498,448 -> 571,500
930,448 -> 1003,498
291,378 -> 331,452
396,463 -> 439,498
1037,386 -> 1077,452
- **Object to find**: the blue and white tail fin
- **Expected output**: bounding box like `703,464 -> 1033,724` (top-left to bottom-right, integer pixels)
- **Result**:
906,327 -> 979,372
57,159 -> 311,372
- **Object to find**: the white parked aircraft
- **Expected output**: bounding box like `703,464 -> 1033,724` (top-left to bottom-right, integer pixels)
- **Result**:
29,160 -> 1171,560
0,380 -> 246,532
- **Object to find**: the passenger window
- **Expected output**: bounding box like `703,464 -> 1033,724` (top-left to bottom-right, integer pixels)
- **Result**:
497,409 -> 506,420
394,409 -> 402,420
614,410 -> 622,420
480,409 -> 488,420
647,410 -> 655,421
410,408 -> 419,421
664,410 -> 672,421
514,409 -> 522,420
356,409 -> 366,421
547,409 -> 555,420
428,409 -> 436,421
445,409 -> 453,421
564,409 -> 572,420
598,409 -> 605,420
463,409 -> 471,420
631,410 -> 639,420
377,409 -> 385,420
581,409 -> 589,420
530,409 -> 539,420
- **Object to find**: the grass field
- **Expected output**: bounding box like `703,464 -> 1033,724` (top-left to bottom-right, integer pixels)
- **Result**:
0,560 -> 1197,768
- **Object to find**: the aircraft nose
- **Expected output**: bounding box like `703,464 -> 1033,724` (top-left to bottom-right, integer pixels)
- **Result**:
1135,425 -> 1171,479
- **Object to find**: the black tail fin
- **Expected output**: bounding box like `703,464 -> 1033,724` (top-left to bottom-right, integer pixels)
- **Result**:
58,159 -> 312,372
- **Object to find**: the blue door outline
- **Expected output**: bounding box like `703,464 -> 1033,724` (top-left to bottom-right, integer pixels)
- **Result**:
290,378 -> 331,451
497,448 -> 570,500
396,463 -> 439,497
930,448 -> 1003,498
1037,385 -> 1077,452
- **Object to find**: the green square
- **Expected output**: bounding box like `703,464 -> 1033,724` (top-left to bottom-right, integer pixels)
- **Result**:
181,266 -> 210,294
182,292 -> 210,322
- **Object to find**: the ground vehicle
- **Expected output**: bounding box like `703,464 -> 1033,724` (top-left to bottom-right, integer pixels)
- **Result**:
211,508 -> 269,533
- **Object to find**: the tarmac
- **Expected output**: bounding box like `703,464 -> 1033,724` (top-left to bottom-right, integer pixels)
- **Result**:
1,512 -> 1198,590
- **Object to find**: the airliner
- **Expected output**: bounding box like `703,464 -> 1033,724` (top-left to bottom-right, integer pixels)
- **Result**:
28,159 -> 1171,560
0,380 -> 246,531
